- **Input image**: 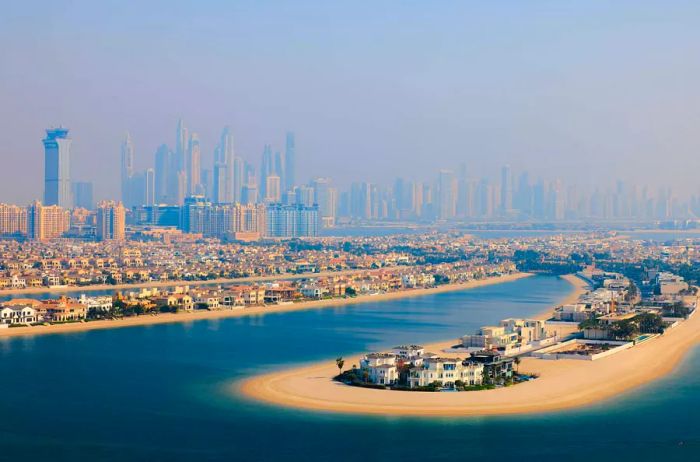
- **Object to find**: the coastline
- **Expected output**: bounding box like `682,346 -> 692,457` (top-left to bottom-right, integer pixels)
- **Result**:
238,275 -> 700,417
0,272 -> 532,339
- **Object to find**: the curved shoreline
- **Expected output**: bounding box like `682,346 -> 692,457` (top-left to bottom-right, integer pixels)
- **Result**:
0,273 -> 531,339
238,277 -> 700,417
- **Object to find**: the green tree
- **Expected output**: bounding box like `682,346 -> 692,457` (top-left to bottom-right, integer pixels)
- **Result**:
336,357 -> 345,375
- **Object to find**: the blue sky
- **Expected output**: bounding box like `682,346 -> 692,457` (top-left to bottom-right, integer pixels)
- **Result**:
1,1 -> 700,202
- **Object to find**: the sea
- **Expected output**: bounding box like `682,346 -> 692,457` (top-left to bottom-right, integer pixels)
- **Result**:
0,275 -> 698,461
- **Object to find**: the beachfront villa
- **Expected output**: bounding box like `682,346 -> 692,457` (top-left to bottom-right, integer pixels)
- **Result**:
0,305 -> 38,325
461,318 -> 554,355
359,353 -> 400,385
357,345 -> 515,389
408,358 -> 484,388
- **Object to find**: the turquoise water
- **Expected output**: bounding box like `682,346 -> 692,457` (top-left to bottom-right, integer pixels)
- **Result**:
0,275 -> 698,461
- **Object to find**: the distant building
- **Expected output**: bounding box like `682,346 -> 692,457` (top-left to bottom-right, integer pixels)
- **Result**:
187,133 -> 202,195
0,203 -> 27,235
96,201 -> 126,241
43,127 -> 72,208
72,181 -> 94,210
27,201 -> 70,240
312,177 -> 337,227
179,197 -> 266,240
120,132 -> 135,206
265,175 -> 282,203
284,132 -> 295,191
130,204 -> 181,227
266,204 -> 318,238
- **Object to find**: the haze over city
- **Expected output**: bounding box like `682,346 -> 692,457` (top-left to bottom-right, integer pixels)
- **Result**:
2,0 -> 700,204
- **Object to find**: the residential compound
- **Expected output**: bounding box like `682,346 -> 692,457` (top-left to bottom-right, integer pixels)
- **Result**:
0,232 -> 516,292
0,262 -> 516,330
358,346 -> 488,389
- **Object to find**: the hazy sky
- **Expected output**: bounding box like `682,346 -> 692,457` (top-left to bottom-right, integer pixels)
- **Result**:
2,0 -> 700,203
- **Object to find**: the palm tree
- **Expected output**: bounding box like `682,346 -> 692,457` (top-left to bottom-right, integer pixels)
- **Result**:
336,357 -> 345,376
514,356 -> 521,374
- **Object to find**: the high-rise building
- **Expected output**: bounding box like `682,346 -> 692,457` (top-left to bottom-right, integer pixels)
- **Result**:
312,177 -> 336,227
274,150 -> 284,191
260,144 -> 274,199
266,204 -> 318,238
96,201 -> 126,241
120,132 -> 135,206
0,204 -> 27,235
144,168 -> 155,206
180,196 -> 210,234
295,185 -> 315,207
43,127 -> 72,208
212,162 -> 228,204
187,133 -> 202,195
500,164 -> 512,213
27,201 -> 70,240
72,181 -> 95,210
154,144 -> 172,204
265,175 -> 282,203
175,119 -> 188,174
438,170 -> 456,220
284,132 -> 295,191
350,182 -> 372,219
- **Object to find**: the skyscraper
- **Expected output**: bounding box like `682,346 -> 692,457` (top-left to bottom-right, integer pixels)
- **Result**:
214,127 -> 236,203
260,144 -> 274,199
43,127 -> 72,208
500,164 -> 512,213
438,170 -> 456,220
120,132 -> 135,206
265,175 -> 282,203
154,144 -> 171,204
72,181 -> 94,210
284,132 -> 296,192
312,177 -> 336,227
175,119 -> 188,173
187,133 -> 202,195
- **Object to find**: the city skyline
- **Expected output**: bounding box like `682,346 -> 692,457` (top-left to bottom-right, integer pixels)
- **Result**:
5,120 -> 697,228
3,1 -> 700,203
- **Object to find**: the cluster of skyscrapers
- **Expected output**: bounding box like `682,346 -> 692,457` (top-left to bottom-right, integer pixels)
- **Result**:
342,165 -> 698,223
120,121 -> 329,237
10,123 -> 700,244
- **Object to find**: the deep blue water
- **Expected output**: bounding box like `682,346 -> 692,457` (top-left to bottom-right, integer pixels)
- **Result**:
1,275 -> 699,462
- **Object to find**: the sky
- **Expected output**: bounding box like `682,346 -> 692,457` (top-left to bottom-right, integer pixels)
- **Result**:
1,0 -> 700,203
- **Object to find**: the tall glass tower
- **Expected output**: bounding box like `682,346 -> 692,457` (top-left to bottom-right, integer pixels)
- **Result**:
43,127 -> 72,208
284,132 -> 295,192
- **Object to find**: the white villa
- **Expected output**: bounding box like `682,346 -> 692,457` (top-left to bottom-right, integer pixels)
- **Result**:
0,305 -> 38,325
359,353 -> 400,385
461,318 -> 553,355
408,358 -> 484,388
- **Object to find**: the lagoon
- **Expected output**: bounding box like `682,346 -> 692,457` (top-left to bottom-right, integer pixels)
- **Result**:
0,275 -> 697,461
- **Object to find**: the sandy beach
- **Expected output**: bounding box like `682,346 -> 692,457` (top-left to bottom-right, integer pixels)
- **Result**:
239,276 -> 700,417
0,272 -> 532,339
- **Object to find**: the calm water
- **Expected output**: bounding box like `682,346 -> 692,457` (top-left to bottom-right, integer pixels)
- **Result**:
0,275 -> 698,462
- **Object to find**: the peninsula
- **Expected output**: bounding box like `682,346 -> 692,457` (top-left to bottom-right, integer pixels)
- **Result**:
239,274 -> 700,416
